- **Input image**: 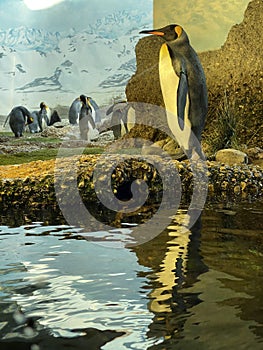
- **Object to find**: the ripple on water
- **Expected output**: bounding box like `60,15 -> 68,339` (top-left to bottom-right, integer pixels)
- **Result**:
0,203 -> 263,349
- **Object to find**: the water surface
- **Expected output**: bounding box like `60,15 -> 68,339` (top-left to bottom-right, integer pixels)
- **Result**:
0,202 -> 262,349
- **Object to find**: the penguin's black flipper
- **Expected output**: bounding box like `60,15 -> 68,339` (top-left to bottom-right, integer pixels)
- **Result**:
106,104 -> 114,116
177,71 -> 188,131
3,114 -> 10,127
88,97 -> 101,123
87,113 -> 96,129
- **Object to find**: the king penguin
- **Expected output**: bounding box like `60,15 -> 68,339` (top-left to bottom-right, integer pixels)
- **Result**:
38,102 -> 51,131
140,24 -> 207,157
79,94 -> 96,141
6,106 -> 33,137
69,96 -> 101,125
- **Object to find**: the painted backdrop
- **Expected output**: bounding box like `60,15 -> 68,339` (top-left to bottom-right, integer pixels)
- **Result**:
0,0 -> 152,114
0,0 -> 250,115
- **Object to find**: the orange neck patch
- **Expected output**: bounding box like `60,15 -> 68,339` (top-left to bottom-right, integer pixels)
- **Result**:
175,26 -> 182,37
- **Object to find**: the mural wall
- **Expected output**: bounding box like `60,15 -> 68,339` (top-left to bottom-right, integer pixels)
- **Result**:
0,0 -> 251,117
0,0 -> 152,114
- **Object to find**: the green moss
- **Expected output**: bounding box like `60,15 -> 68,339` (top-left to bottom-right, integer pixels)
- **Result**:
0,131 -> 105,165
0,147 -> 105,165
0,149 -> 58,165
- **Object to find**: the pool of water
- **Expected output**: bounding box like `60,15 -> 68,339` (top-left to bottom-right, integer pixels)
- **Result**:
0,201 -> 262,349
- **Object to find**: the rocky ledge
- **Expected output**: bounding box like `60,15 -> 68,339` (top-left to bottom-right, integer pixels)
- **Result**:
0,155 -> 262,218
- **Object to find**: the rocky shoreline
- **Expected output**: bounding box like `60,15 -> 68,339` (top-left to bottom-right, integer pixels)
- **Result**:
0,155 -> 262,221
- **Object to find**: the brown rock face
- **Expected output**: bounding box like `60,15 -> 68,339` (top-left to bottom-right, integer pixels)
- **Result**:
126,36 -> 163,106
126,0 -> 263,151
200,0 -> 263,149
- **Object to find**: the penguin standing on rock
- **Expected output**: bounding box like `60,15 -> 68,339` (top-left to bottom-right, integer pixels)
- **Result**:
5,106 -> 33,137
79,94 -> 96,141
140,24 -> 207,157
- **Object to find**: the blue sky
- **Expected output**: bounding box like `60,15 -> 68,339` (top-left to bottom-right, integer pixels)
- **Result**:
0,0 -> 152,32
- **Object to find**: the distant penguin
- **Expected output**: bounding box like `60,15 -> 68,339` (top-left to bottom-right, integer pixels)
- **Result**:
6,106 -> 33,137
140,24 -> 208,157
106,101 -> 130,140
69,97 -> 81,125
38,102 -> 51,131
28,111 -> 41,133
79,94 -> 96,141
69,96 -> 101,125
49,110 -> 61,126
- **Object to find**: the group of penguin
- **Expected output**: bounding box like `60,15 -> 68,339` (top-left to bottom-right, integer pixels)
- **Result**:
68,94 -> 132,140
4,24 -> 207,156
5,102 -> 61,138
4,94 -> 130,141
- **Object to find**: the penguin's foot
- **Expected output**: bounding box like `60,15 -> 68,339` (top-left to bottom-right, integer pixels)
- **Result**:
171,147 -> 187,161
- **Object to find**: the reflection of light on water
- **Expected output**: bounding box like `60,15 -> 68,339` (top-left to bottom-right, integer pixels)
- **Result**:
0,223 -> 160,347
148,210 -> 192,313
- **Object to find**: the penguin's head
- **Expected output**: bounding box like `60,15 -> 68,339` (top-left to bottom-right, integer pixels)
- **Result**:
79,94 -> 87,105
80,95 -> 92,110
140,24 -> 188,43
40,102 -> 47,110
26,115 -> 34,125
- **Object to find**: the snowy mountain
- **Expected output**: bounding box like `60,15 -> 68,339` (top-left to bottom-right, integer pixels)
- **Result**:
0,27 -> 61,53
0,10 -> 151,115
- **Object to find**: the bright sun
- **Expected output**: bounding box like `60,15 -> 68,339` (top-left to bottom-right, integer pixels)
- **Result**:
24,0 -> 65,10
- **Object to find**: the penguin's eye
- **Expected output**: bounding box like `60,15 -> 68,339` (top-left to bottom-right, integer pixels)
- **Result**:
174,25 -> 182,38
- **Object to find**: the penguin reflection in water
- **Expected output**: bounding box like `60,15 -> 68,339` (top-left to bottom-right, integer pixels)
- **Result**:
140,24 -> 207,158
79,94 -> 96,141
6,106 -> 33,137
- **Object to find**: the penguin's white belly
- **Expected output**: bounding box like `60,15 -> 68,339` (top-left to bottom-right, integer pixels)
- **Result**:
120,107 -> 135,136
89,126 -> 99,140
159,43 -> 191,151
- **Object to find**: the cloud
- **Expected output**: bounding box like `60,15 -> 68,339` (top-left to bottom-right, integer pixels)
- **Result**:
24,0 -> 65,11
0,0 -> 152,32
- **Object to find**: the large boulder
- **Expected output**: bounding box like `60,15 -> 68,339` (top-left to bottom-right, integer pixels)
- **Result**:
215,149 -> 248,165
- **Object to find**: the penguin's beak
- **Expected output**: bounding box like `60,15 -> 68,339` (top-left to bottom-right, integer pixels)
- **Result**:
139,29 -> 165,36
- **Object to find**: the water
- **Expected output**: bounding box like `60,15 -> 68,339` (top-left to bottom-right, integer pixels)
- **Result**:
0,202 -> 262,349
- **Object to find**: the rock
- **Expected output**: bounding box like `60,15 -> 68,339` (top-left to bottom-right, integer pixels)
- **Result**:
215,149 -> 248,165
41,125 -> 72,138
141,144 -> 165,156
248,148 -> 263,168
246,147 -> 263,161
52,119 -> 70,128
141,137 -> 186,160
